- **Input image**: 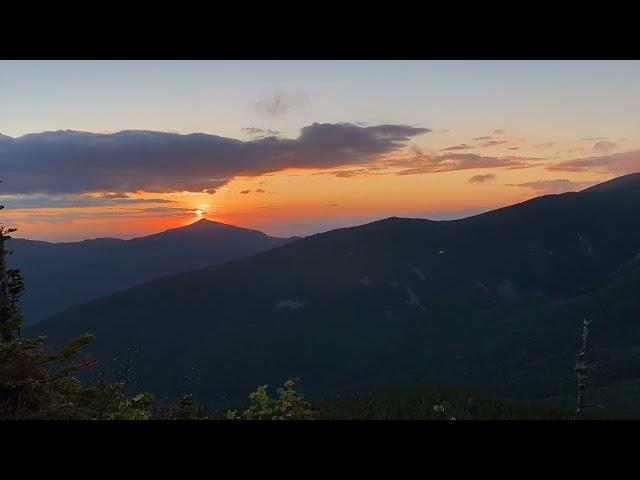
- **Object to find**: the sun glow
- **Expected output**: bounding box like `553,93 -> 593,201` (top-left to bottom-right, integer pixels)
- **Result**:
194,204 -> 209,217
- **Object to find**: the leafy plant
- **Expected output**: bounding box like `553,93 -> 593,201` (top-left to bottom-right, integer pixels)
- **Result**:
227,378 -> 317,420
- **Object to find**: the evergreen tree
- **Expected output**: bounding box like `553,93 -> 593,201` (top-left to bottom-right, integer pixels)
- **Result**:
0,185 -> 21,343
0,182 -> 155,419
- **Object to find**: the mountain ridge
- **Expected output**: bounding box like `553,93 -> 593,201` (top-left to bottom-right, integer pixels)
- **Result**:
11,218 -> 297,323
30,173 -> 640,412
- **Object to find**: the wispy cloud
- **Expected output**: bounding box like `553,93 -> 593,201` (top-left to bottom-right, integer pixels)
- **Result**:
242,127 -> 281,138
3,206 -> 197,225
313,166 -> 388,178
592,140 -> 617,154
507,179 -> 598,194
254,92 -> 310,118
443,135 -> 511,152
0,194 -> 174,209
391,153 -> 537,175
480,140 -> 508,148
441,144 -> 473,151
469,173 -> 496,184
546,150 -> 640,174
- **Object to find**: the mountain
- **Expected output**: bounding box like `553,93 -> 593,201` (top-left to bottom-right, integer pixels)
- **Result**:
10,218 -> 295,324
30,174 -> 640,414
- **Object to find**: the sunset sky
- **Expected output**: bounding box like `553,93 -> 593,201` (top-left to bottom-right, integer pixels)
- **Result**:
1,60 -> 639,241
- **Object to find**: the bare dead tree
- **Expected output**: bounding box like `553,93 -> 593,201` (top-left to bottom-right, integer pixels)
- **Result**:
575,318 -> 596,416
96,346 -> 140,420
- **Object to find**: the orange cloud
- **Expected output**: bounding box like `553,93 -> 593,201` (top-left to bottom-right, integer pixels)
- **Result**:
547,150 -> 640,174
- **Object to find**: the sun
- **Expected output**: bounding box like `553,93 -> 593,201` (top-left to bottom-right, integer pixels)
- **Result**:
194,204 -> 209,217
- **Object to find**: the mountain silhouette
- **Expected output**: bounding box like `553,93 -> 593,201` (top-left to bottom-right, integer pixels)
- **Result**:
11,218 -> 296,323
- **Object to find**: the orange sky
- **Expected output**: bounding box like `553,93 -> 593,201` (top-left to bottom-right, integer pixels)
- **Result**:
4,138 -> 618,242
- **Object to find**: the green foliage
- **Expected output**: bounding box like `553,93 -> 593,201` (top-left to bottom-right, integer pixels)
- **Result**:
432,400 -> 455,419
0,330 -> 158,420
103,391 -> 156,420
227,378 -> 317,420
154,393 -> 212,420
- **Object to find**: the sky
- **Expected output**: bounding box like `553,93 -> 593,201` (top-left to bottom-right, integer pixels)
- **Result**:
1,60 -> 639,241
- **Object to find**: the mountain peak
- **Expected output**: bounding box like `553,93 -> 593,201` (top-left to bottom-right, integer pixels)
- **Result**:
190,217 -> 218,226
154,217 -> 271,239
184,217 -> 250,231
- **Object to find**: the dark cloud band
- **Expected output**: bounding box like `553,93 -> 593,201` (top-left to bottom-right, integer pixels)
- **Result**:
0,123 -> 430,195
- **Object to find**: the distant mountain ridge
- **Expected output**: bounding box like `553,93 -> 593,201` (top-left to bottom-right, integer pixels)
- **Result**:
11,218 -> 297,323
31,174 -> 640,415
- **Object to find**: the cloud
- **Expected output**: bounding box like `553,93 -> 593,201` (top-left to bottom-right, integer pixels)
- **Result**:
0,124 -> 430,195
254,92 -> 310,118
314,166 -> 388,178
441,144 -> 473,151
3,206 -> 196,225
507,179 -> 598,194
100,192 -> 130,199
492,129 -> 506,135
469,173 -> 496,184
243,127 -> 281,138
443,137 -> 509,151
234,187 -> 267,195
480,140 -> 508,148
236,187 -> 265,194
0,194 -> 174,209
592,140 -> 617,154
391,153 -> 535,175
546,150 -> 640,174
